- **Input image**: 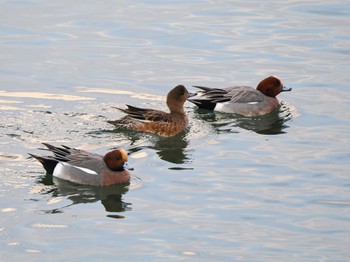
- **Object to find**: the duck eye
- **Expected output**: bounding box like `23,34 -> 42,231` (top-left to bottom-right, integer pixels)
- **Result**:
273,80 -> 280,87
179,87 -> 185,95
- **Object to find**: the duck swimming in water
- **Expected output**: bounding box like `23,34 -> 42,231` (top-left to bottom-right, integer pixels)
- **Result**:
188,76 -> 291,116
108,85 -> 194,136
29,143 -> 132,186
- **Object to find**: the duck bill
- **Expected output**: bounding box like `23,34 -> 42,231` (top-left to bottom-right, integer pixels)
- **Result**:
188,92 -> 197,98
281,85 -> 292,92
123,162 -> 134,171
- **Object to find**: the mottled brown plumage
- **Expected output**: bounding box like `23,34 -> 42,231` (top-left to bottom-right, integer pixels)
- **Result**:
108,85 -> 193,137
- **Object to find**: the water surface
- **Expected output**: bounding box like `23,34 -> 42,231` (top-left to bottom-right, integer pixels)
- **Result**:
1,0 -> 350,261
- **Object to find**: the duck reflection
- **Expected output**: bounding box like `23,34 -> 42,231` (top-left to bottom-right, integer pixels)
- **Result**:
36,175 -> 131,216
152,132 -> 190,164
194,103 -> 292,135
116,131 -> 191,164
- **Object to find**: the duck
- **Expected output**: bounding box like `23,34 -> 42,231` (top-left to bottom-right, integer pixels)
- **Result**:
188,76 -> 292,116
29,143 -> 133,186
108,85 -> 194,137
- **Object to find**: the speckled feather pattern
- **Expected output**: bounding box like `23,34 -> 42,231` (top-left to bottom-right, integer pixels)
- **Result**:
108,112 -> 189,137
108,85 -> 191,136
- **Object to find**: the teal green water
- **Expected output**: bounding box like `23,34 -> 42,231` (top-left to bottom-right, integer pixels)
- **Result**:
1,1 -> 349,261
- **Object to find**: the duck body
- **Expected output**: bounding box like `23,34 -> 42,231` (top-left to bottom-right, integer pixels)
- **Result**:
108,85 -> 194,137
188,76 -> 291,117
30,143 -> 132,186
109,105 -> 188,137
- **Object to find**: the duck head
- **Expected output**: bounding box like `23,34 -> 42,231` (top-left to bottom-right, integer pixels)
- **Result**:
103,148 -> 133,172
166,85 -> 194,113
256,76 -> 292,97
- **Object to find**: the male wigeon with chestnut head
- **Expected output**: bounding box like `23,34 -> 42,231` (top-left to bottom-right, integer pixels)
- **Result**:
188,76 -> 291,116
108,85 -> 194,137
29,143 -> 133,186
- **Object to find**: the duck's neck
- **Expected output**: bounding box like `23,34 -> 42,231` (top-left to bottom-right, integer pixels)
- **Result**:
167,101 -> 185,114
169,108 -> 185,114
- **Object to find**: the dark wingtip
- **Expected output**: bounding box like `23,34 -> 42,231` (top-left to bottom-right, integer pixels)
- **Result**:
125,104 -> 144,111
28,153 -> 38,160
111,106 -> 128,114
192,85 -> 213,91
107,120 -> 117,125
42,143 -> 56,150
107,119 -> 124,128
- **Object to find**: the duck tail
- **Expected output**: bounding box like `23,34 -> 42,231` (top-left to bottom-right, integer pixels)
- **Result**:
187,86 -> 217,110
187,98 -> 217,110
188,86 -> 231,110
42,143 -> 71,158
107,115 -> 138,129
28,153 -> 58,174
107,119 -> 124,128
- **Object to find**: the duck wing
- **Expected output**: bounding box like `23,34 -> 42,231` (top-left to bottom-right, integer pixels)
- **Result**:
191,86 -> 231,103
192,86 -> 264,104
42,143 -> 104,173
118,105 -> 172,122
225,86 -> 264,104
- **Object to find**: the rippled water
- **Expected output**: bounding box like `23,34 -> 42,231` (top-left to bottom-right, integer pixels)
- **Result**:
1,0 -> 350,261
